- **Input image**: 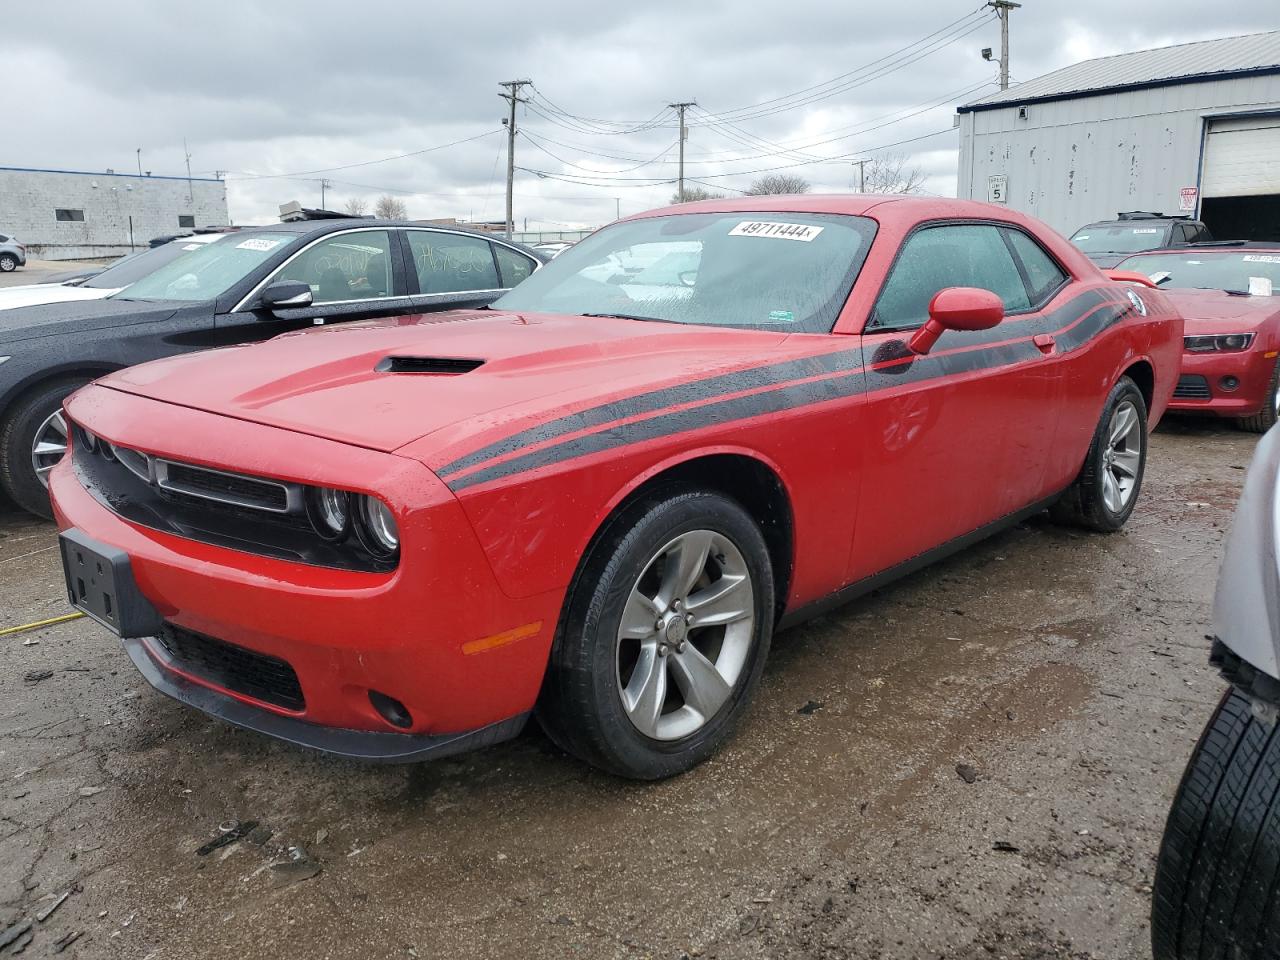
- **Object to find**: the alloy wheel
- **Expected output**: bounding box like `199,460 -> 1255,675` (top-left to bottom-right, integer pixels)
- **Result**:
31,409 -> 69,488
1101,399 -> 1141,513
616,529 -> 756,741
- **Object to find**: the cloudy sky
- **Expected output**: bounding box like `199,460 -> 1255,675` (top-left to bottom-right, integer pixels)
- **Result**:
4,1 -> 1276,231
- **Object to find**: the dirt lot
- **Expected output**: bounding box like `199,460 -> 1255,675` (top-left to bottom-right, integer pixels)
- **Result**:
0,422 -> 1257,959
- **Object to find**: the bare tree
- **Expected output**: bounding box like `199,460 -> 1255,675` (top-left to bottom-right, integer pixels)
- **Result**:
670,185 -> 726,204
859,153 -> 927,194
374,195 -> 407,219
744,174 -> 812,196
343,196 -> 368,216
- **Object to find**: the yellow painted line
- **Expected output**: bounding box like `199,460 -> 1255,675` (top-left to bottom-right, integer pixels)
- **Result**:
0,611 -> 85,638
462,620 -> 542,656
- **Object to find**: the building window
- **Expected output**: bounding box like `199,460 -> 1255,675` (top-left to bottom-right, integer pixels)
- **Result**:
55,209 -> 85,222
178,215 -> 195,229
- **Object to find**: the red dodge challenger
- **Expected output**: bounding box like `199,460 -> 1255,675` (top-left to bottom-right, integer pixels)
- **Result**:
1116,246 -> 1280,432
50,197 -> 1182,779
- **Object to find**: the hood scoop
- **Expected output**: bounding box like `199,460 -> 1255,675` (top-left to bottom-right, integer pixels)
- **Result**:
375,356 -> 485,375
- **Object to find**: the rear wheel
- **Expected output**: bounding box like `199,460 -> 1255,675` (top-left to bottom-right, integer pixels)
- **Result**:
536,488 -> 774,779
1237,358 -> 1280,434
1152,687 -> 1280,960
0,376 -> 91,519
1051,376 -> 1147,531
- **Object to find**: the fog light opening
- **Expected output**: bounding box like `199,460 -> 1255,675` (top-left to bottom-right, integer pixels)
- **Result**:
369,690 -> 413,729
1220,376 -> 1240,392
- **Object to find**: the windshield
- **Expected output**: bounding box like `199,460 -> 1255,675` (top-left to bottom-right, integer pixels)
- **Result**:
84,237 -> 222,289
1118,251 -> 1280,295
114,232 -> 296,302
491,212 -> 877,333
1069,224 -> 1171,254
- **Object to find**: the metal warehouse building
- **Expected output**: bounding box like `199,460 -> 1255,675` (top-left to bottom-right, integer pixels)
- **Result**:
0,166 -> 229,260
956,31 -> 1280,241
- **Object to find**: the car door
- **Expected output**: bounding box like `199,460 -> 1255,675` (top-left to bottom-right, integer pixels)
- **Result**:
403,229 -> 530,312
847,221 -> 1067,582
215,228 -> 416,338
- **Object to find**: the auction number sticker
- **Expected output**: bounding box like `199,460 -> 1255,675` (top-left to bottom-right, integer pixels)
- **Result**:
1133,228 -> 1160,235
729,221 -> 824,242
1244,255 -> 1280,264
236,238 -> 283,252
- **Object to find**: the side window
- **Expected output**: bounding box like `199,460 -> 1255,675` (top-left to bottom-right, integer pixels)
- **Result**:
1175,223 -> 1196,244
872,224 -> 1031,329
1005,229 -> 1068,304
493,244 -> 536,287
407,231 -> 500,294
273,230 -> 394,302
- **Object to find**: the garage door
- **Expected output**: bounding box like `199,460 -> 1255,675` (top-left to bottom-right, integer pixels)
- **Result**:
1201,114 -> 1280,198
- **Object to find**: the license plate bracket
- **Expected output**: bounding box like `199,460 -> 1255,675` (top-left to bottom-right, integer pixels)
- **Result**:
59,529 -> 162,638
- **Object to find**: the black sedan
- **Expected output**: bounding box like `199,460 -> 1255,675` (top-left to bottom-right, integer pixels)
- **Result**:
0,218 -> 544,516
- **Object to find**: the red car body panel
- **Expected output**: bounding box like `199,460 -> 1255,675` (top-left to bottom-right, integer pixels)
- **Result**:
50,196 -> 1184,756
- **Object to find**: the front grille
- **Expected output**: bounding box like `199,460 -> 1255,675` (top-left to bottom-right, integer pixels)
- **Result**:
1173,374 -> 1212,400
157,460 -> 290,512
156,624 -> 305,711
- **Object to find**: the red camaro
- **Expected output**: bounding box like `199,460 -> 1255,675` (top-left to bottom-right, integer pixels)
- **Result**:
50,196 -> 1182,779
1116,246 -> 1280,432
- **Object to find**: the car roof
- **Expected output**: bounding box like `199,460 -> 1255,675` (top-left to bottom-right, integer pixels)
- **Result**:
1077,217 -> 1191,229
233,218 -> 548,260
1118,243 -> 1280,256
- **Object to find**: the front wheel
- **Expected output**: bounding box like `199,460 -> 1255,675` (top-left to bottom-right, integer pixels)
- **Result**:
1152,687 -> 1280,960
0,254 -> 17,273
537,488 -> 775,779
1237,358 -> 1280,434
0,377 -> 91,518
1051,375 -> 1148,531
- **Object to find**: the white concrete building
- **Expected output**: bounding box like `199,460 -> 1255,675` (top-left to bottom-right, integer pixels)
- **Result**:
0,166 -> 229,260
956,32 -> 1280,240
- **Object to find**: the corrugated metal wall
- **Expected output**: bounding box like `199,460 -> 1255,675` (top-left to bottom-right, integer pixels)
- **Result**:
957,75 -> 1280,237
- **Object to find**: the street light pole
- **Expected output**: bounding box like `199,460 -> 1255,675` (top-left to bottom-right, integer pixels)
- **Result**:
987,0 -> 1021,90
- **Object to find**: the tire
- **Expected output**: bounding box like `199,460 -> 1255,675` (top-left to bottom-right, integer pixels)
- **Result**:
0,254 -> 17,273
536,487 -> 775,780
1152,687 -> 1280,960
1050,375 -> 1148,532
0,376 -> 91,519
1237,359 -> 1280,434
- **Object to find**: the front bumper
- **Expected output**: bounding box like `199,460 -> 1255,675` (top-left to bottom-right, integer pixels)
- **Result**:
52,386 -> 563,759
1169,347 -> 1275,417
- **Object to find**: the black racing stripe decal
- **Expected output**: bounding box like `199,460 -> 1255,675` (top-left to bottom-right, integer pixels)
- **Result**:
438,288 -> 1121,480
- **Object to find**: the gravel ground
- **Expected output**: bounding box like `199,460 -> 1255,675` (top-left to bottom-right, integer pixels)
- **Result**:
0,421 -> 1257,959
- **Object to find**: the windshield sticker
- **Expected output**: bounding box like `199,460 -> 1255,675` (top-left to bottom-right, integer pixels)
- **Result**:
766,310 -> 796,323
1249,276 -> 1274,297
1244,255 -> 1280,264
236,238 -> 283,252
729,221 -> 824,242
182,244 -> 201,250
1132,228 -> 1160,235
1074,235 -> 1090,241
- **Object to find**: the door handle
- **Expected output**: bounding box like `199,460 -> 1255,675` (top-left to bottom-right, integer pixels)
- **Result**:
1033,333 -> 1056,354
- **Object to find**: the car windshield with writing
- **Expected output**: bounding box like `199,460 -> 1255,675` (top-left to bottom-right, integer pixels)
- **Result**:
1119,251 -> 1280,295
491,212 -> 877,333
1069,224 -> 1172,255
113,233 -> 296,302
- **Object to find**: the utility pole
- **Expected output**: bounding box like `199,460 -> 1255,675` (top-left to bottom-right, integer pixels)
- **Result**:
499,79 -> 532,239
320,178 -> 330,209
987,0 -> 1020,90
183,138 -> 194,202
852,159 -> 869,193
614,197 -> 621,221
136,148 -> 142,178
669,101 -> 696,202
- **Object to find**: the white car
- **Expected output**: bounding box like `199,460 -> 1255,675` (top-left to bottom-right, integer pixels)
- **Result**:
0,233 -> 226,311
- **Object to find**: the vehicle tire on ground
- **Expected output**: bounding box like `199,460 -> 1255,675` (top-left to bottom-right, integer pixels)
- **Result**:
1050,375 -> 1148,532
1237,358 -> 1280,434
0,376 -> 91,519
536,487 -> 775,780
0,254 -> 17,273
1152,687 -> 1280,960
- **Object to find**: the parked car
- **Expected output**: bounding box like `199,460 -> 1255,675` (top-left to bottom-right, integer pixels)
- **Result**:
50,196 -> 1182,778
0,232 -> 227,312
1151,425 -> 1280,960
1116,244 -> 1280,432
0,219 -> 545,516
0,233 -> 27,272
1070,212 -> 1213,267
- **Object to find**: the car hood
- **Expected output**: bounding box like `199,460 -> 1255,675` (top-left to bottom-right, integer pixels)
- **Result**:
0,283 -> 118,312
1161,288 -> 1280,334
0,297 -> 184,343
99,310 -> 796,455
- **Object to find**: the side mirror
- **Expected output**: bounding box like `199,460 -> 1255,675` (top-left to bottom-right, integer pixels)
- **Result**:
908,287 -> 1004,355
259,279 -> 313,313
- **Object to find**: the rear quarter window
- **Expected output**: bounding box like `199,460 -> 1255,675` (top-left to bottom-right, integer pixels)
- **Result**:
1005,230 -> 1068,303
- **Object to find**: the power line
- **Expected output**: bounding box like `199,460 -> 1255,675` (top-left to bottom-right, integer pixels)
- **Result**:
223,129 -> 503,181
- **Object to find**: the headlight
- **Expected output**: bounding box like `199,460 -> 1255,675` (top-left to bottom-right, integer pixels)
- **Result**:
354,495 -> 399,559
306,487 -> 351,541
1185,333 -> 1256,352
